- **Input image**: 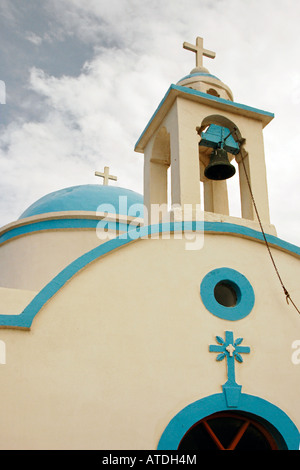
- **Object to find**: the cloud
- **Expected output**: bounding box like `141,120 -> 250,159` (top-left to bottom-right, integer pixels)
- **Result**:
25,32 -> 43,46
0,81 -> 5,104
0,44 -> 162,224
0,0 -> 300,246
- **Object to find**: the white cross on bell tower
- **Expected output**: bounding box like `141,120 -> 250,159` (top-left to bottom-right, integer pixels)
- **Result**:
183,36 -> 216,68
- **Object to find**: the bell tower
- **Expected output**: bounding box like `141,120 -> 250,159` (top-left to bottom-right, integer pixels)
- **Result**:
135,37 -> 276,236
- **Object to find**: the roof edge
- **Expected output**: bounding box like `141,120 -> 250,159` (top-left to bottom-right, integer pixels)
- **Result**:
135,84 -> 274,153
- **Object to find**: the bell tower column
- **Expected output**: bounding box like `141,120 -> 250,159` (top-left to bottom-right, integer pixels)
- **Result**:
203,180 -> 229,215
236,124 -> 271,224
143,147 -> 169,224
168,99 -> 201,210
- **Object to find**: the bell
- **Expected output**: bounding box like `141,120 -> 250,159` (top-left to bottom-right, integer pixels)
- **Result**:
204,147 -> 236,181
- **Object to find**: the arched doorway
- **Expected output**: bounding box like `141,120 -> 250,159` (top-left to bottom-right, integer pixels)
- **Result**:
178,411 -> 278,450
157,393 -> 299,450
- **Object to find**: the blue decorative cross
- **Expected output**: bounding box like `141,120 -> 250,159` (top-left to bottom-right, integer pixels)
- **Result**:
209,331 -> 250,407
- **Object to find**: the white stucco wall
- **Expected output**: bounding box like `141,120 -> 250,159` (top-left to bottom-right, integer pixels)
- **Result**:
0,231 -> 298,449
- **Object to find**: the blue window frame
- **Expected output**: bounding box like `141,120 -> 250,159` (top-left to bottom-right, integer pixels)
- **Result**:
200,268 -> 255,321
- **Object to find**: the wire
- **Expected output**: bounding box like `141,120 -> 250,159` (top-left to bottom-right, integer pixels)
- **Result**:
236,134 -> 300,315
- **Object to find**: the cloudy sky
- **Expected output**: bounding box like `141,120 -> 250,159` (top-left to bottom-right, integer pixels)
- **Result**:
0,0 -> 300,245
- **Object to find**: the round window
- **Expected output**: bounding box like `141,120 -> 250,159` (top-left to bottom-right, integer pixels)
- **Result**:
200,268 -> 255,321
214,281 -> 240,307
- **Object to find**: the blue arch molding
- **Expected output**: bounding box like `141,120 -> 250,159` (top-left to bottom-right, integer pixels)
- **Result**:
1,221 -> 300,329
157,393 -> 300,450
0,219 -> 137,244
200,267 -> 255,320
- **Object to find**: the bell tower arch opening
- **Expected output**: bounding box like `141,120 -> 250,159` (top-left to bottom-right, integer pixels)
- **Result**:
198,114 -> 243,219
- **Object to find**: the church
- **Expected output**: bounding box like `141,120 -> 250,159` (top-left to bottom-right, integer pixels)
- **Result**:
0,36 -> 299,450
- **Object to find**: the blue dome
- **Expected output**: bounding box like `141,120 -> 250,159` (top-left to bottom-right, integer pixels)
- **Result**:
19,184 -> 144,219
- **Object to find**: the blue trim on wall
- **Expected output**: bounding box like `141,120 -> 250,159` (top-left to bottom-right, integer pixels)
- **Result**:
200,268 -> 255,320
3,218 -> 299,256
0,219 -> 134,244
157,393 -> 300,450
1,221 -> 299,329
0,232 -> 135,329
